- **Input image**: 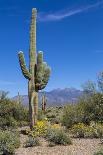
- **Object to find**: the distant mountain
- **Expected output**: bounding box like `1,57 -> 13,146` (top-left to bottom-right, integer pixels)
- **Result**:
12,88 -> 83,107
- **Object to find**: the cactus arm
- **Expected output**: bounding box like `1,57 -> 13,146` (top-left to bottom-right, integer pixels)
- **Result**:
36,52 -> 43,84
40,67 -> 51,90
36,62 -> 51,90
18,51 -> 31,80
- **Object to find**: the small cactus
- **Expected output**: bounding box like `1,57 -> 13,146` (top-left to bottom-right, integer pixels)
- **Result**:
18,8 -> 51,129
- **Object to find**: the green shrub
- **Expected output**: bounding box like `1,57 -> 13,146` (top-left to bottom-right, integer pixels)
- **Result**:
45,107 -> 62,124
38,109 -> 46,121
0,130 -> 20,154
61,104 -> 83,128
77,93 -> 103,124
48,142 -> 56,147
94,149 -> 103,155
24,136 -> 41,147
12,104 -> 29,122
62,93 -> 103,129
18,121 -> 29,127
46,128 -> 72,145
70,123 -> 101,138
0,116 -> 18,129
0,98 -> 29,129
94,123 -> 103,138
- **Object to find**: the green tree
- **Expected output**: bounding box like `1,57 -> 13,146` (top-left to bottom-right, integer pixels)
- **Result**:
0,91 -> 9,100
97,71 -> 103,92
81,80 -> 96,95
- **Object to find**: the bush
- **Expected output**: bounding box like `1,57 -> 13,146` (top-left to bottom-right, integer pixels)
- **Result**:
48,142 -> 56,147
0,130 -> 20,154
24,136 -> 41,147
12,104 -> 29,122
71,123 -> 99,138
0,98 -> 29,129
62,93 -> 103,129
94,150 -> 103,155
26,120 -> 49,137
38,109 -> 46,121
95,123 -> 103,138
77,93 -> 103,124
0,116 -> 18,129
46,128 -> 72,145
45,107 -> 62,124
61,104 -> 84,128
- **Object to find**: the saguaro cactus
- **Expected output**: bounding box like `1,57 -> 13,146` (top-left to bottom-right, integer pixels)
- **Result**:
18,8 -> 51,129
42,94 -> 47,112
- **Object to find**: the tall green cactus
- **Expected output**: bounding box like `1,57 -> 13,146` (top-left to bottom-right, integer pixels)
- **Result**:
18,8 -> 51,129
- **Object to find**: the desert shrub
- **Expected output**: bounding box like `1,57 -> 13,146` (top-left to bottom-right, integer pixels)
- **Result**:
45,107 -> 62,124
62,104 -> 80,128
0,98 -> 29,129
24,136 -> 41,147
62,93 -> 103,129
0,130 -> 20,154
93,123 -> 103,138
18,121 -> 29,127
51,123 -> 62,129
12,104 -> 29,122
0,116 -> 18,129
70,123 -> 102,138
46,128 -> 72,145
94,149 -> 103,155
38,109 -> 46,121
26,119 -> 49,137
77,93 -> 103,124
48,142 -> 56,147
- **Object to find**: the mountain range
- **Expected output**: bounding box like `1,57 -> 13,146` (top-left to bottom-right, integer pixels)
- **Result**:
12,88 -> 83,107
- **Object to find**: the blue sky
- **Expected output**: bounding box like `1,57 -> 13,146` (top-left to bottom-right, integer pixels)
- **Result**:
0,0 -> 103,96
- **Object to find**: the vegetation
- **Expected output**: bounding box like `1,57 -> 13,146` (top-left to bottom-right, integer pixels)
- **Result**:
0,97 -> 29,129
0,130 -> 20,154
18,8 -> 51,129
24,136 -> 41,147
61,92 -> 103,128
70,122 -> 103,138
94,149 -> 103,155
0,7 -> 103,154
26,120 -> 49,137
46,128 -> 72,145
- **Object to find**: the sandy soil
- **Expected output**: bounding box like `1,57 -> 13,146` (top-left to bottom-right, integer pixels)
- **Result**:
15,131 -> 102,155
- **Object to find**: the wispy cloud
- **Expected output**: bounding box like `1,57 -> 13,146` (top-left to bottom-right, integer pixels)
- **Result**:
0,80 -> 16,85
38,1 -> 103,22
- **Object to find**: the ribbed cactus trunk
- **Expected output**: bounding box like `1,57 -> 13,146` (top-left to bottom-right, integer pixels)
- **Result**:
18,8 -> 51,130
28,8 -> 37,128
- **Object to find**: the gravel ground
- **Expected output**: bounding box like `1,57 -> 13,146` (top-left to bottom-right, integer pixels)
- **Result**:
15,133 -> 102,155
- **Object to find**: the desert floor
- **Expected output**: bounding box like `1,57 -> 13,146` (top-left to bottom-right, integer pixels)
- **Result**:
15,127 -> 102,155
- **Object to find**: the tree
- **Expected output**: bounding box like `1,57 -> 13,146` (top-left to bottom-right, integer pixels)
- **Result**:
97,71 -> 103,92
0,91 -> 9,100
81,80 -> 96,95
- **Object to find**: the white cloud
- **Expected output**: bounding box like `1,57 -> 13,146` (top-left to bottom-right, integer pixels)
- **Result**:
38,1 -> 103,22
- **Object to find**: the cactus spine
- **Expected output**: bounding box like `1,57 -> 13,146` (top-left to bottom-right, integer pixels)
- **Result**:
18,8 -> 51,129
42,95 -> 47,112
